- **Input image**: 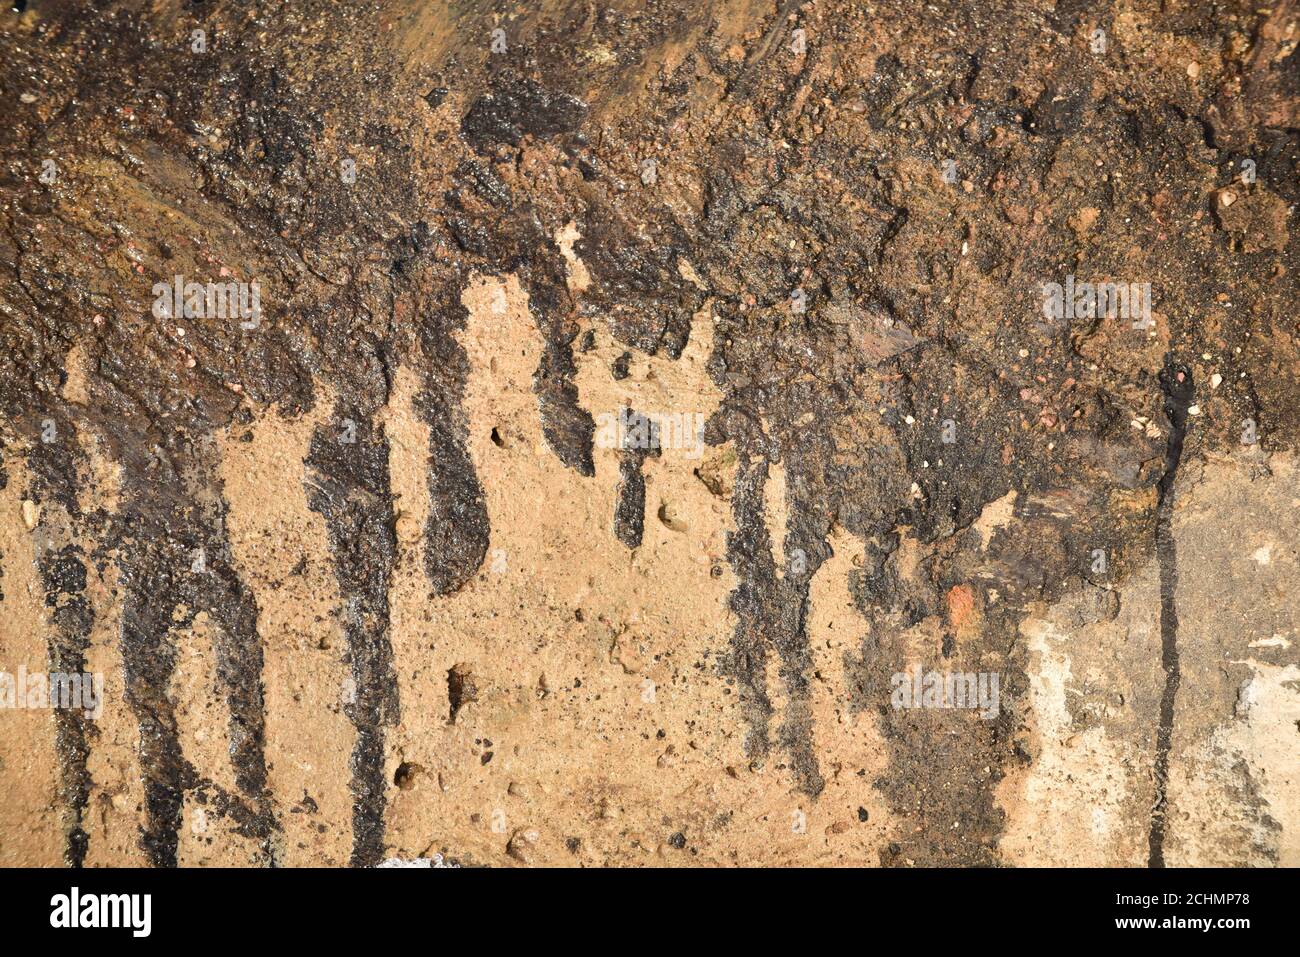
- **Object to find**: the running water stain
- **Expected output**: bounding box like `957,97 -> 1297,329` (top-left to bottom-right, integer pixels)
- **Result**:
1148,361 -> 1194,868
305,409 -> 400,868
0,0 -> 1297,866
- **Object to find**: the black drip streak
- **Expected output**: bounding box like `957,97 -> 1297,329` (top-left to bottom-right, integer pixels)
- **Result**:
614,409 -> 660,549
1148,362 -> 1193,868
40,548 -> 93,867
27,436 -> 92,867
305,408 -> 400,868
418,288 -> 490,596
117,528 -> 187,868
117,456 -> 279,868
725,454 -> 825,796
523,269 -> 596,479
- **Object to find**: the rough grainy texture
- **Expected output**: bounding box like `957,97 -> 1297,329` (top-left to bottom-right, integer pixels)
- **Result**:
0,0 -> 1297,867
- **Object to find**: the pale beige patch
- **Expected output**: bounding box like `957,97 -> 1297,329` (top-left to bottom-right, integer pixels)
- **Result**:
555,221 -> 591,294
1000,617 -> 1142,865
380,273 -> 826,866
219,400 -> 354,866
170,610 -> 262,866
1166,661 -> 1300,866
970,490 -> 1017,549
0,454 -> 63,866
802,527 -> 894,863
382,363 -> 446,858
764,461 -> 789,574
81,556 -> 147,867
62,342 -> 92,406
998,566 -> 1161,866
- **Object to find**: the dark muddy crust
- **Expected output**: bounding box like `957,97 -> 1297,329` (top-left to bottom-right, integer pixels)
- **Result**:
26,436 -> 92,866
2,0 -> 1297,866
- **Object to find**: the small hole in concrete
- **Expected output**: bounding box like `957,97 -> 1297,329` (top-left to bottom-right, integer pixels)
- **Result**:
394,762 -> 421,790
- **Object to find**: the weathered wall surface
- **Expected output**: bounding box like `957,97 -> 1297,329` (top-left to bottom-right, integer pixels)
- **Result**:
0,0 -> 1296,866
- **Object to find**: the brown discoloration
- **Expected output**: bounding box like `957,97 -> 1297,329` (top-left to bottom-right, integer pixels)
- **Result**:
2,0 -> 1298,867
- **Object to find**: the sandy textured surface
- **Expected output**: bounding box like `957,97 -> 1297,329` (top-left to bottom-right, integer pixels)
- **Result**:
1,0 -> 1298,867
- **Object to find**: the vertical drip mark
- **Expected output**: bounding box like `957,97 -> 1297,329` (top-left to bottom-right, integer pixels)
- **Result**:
306,407 -> 400,867
117,512 -> 188,868
1149,361 -> 1193,868
614,408 -> 660,549
771,472 -> 827,798
191,504 -> 278,864
38,547 -> 93,866
521,263 -> 595,477
27,430 -> 92,867
773,578 -> 824,797
418,294 -> 489,594
724,453 -> 825,795
0,456 -> 6,605
117,445 -> 280,867
726,456 -> 776,762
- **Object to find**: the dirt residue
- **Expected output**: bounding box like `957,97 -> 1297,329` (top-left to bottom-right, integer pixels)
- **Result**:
1,0 -> 1298,867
